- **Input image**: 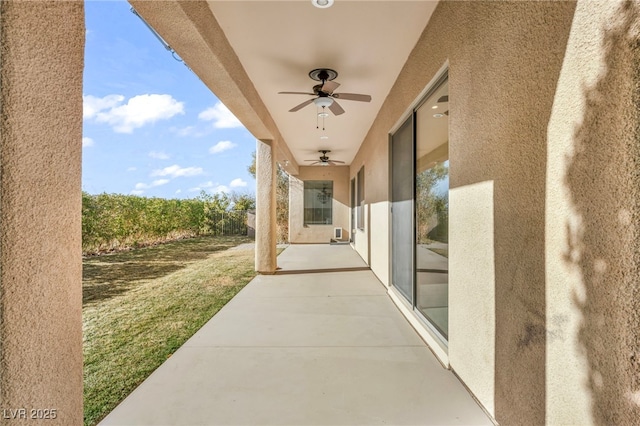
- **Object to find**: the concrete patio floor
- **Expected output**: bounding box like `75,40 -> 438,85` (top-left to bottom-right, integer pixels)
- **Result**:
100,244 -> 492,426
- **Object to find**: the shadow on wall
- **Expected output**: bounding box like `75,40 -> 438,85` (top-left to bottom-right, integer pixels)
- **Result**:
566,3 -> 640,424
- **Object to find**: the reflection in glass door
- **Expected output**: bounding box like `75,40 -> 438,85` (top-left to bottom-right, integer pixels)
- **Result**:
415,77 -> 449,339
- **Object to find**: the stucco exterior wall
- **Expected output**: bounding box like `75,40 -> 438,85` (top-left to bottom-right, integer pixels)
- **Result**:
546,1 -> 640,424
350,0 -> 621,424
350,134 -> 389,282
0,1 -> 84,424
289,166 -> 350,244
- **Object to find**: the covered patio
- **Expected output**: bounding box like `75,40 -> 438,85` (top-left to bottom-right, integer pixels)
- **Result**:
100,244 -> 491,425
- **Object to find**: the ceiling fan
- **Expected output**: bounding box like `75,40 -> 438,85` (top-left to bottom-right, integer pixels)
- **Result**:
279,68 -> 372,116
305,150 -> 345,166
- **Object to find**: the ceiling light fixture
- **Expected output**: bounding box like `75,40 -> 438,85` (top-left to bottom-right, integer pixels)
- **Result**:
432,105 -> 438,109
312,0 -> 334,9
313,97 -> 334,108
433,113 -> 444,118
320,136 -> 329,140
318,112 -> 329,118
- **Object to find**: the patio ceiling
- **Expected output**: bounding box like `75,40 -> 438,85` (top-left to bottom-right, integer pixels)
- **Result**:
129,1 -> 439,172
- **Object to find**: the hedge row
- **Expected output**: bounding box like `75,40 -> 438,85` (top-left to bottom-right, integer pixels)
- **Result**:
82,192 -> 253,255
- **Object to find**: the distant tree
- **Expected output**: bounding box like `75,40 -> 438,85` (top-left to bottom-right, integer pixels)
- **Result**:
230,192 -> 256,211
416,162 -> 449,244
248,152 -> 289,243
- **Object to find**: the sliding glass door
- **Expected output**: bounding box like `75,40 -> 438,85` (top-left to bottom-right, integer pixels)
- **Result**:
415,78 -> 449,339
391,72 -> 449,341
391,116 -> 414,303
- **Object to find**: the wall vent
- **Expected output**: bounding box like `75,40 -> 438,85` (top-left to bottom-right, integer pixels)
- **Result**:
334,227 -> 342,240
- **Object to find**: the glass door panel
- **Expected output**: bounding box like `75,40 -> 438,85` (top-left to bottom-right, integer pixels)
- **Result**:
415,78 -> 449,339
391,116 -> 414,304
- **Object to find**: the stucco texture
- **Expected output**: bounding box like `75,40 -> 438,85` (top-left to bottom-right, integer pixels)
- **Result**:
546,1 -> 640,424
349,0 -> 640,424
289,166 -> 350,244
255,140 -> 277,273
0,1 -> 84,424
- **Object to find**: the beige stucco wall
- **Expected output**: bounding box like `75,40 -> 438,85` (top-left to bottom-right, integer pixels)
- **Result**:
546,1 -> 640,424
350,0 -> 620,424
449,181 -> 495,415
289,166 -> 350,244
0,1 -> 84,424
255,140 -> 277,273
350,134 -> 389,281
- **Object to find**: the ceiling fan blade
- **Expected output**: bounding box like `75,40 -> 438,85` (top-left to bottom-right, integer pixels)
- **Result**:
278,91 -> 315,95
329,100 -> 345,116
333,93 -> 372,102
308,161 -> 321,165
289,98 -> 314,112
328,160 -> 345,164
321,80 -> 340,94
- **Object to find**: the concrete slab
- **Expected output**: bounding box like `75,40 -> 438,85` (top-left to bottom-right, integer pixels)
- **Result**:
277,244 -> 368,272
101,346 -> 490,426
100,245 -> 491,426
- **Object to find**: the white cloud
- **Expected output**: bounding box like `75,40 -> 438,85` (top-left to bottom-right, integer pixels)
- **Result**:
130,189 -> 145,195
230,178 -> 247,188
213,185 -> 230,194
198,102 -> 242,128
148,150 -> 170,160
209,140 -> 237,154
175,189 -> 182,194
151,164 -> 203,178
83,94 -> 124,119
134,179 -> 170,190
84,93 -> 185,133
82,137 -> 95,147
189,181 -> 229,194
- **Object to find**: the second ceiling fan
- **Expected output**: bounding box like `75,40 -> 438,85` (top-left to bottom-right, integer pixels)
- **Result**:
279,68 -> 372,116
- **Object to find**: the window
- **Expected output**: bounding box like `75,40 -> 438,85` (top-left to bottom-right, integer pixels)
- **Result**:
304,181 -> 333,225
357,166 -> 365,229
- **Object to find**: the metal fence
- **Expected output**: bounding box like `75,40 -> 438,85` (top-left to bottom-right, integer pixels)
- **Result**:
207,210 -> 249,236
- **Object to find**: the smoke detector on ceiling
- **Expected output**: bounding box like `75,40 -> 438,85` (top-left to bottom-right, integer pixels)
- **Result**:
312,0 -> 334,9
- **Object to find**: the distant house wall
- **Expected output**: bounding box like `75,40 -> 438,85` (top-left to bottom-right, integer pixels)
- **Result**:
351,0 -> 640,424
289,166 -> 350,244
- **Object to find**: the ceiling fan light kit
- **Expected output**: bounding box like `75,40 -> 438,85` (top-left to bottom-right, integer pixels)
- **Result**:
313,97 -> 334,108
278,68 -> 372,121
304,150 -> 346,167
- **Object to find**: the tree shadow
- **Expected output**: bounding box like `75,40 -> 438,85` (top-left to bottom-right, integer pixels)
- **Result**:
565,2 -> 640,423
83,235 -> 252,305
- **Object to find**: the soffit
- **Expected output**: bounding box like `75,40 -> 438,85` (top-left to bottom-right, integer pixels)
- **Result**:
207,1 -> 438,168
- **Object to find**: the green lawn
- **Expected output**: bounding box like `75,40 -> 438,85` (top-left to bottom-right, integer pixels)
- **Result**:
83,235 -> 256,426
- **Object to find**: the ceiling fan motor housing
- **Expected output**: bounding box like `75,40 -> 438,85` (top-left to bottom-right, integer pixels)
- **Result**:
309,68 -> 338,82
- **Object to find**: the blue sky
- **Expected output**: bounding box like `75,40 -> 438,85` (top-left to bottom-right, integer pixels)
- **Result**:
82,1 -> 256,199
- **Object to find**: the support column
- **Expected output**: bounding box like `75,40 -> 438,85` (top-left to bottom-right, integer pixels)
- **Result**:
0,1 -> 84,424
255,139 -> 277,273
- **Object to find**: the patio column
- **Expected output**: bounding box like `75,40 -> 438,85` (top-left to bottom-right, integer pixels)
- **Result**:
0,1 -> 84,424
255,139 -> 277,273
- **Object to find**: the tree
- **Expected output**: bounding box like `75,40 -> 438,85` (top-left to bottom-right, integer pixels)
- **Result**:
230,192 -> 256,211
416,162 -> 449,244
